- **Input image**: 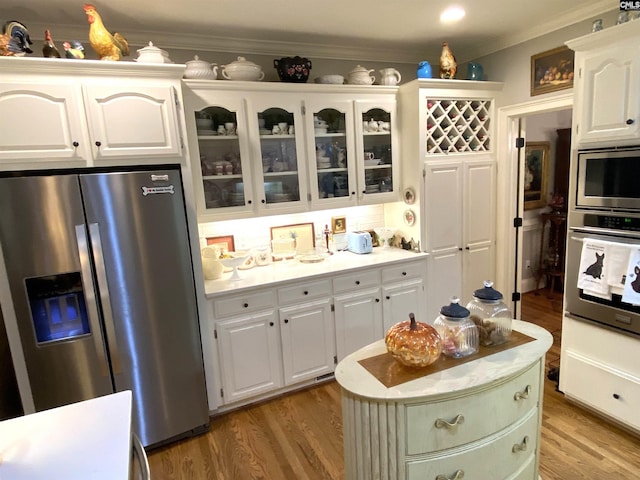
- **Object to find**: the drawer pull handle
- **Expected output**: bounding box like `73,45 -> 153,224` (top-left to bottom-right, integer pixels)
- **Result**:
435,470 -> 464,480
514,385 -> 531,401
434,414 -> 464,429
512,435 -> 529,453
243,303 -> 249,308
284,319 -> 289,324
626,118 -> 635,125
613,393 -> 620,400
355,280 -> 360,285
402,271 -> 407,276
303,290 -> 309,295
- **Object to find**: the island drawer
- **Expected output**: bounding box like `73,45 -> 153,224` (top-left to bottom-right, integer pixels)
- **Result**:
212,290 -> 276,318
404,361 -> 540,454
278,279 -> 332,305
381,261 -> 425,284
406,408 -> 538,480
333,268 -> 380,292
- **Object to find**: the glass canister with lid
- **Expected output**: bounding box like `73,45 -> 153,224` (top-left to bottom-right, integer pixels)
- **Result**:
466,280 -> 512,346
434,297 -> 478,358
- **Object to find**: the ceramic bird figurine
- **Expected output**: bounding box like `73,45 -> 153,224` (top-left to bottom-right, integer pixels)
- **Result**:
439,42 -> 457,79
42,29 -> 61,58
63,40 -> 85,59
83,4 -> 129,61
1,20 -> 33,56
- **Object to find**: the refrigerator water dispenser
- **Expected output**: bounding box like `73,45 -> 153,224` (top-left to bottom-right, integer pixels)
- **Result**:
25,273 -> 91,344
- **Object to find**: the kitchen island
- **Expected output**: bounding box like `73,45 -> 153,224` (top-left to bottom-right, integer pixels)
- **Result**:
335,320 -> 552,480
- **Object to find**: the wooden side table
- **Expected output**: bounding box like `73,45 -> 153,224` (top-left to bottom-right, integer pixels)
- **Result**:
536,211 -> 567,294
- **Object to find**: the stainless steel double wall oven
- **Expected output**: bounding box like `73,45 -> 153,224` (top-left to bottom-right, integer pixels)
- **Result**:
565,146 -> 640,337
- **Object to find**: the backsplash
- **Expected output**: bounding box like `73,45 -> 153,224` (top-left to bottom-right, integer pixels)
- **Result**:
198,205 -> 389,252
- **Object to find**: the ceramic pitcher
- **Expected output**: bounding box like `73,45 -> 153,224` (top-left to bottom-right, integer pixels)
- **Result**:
379,68 -> 402,86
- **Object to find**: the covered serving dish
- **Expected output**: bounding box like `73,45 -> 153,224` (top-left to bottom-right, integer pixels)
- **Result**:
184,55 -> 218,80
385,313 -> 442,367
136,42 -> 173,64
221,56 -> 265,81
347,65 -> 375,85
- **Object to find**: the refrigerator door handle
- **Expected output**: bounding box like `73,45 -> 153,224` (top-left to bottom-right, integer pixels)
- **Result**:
75,224 -> 110,377
88,222 -> 122,374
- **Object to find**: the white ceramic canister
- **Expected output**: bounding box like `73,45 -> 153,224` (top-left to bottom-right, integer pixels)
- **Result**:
184,55 -> 218,80
347,65 -> 375,85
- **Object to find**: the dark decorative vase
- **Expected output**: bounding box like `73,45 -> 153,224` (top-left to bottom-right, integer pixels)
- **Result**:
274,56 -> 312,83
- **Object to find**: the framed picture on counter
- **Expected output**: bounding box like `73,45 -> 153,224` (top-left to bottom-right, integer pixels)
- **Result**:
206,235 -> 235,254
271,223 -> 315,252
524,142 -> 549,210
332,216 -> 347,234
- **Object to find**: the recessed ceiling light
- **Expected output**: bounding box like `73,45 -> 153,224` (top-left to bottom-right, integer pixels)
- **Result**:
440,6 -> 466,23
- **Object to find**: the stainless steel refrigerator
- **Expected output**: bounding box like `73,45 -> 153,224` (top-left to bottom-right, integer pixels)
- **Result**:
0,165 -> 209,447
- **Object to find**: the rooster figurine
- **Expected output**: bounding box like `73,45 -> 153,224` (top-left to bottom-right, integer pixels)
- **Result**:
63,40 -> 85,59
42,29 -> 61,58
83,4 -> 129,61
1,20 -> 33,56
439,42 -> 457,79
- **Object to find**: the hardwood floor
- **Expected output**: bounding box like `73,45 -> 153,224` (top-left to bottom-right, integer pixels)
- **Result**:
148,289 -> 640,479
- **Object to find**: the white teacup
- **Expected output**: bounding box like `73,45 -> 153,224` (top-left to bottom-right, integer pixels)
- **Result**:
364,152 -> 375,161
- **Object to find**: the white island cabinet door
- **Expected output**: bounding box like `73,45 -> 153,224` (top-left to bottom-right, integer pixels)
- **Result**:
82,84 -> 182,161
216,310 -> 283,404
0,83 -> 90,166
279,298 -> 335,385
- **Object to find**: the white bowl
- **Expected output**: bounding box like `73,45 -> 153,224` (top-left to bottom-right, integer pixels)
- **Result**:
315,75 -> 344,84
219,252 -> 251,269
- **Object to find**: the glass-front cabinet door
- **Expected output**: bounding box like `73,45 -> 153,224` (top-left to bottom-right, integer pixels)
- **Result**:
247,95 -> 307,213
355,100 -> 398,204
305,98 -> 357,208
193,97 -> 253,215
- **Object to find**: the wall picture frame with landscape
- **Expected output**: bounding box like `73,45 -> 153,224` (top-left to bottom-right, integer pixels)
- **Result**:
530,45 -> 574,96
524,142 -> 549,210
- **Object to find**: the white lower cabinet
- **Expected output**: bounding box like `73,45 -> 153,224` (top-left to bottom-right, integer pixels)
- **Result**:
279,298 -> 334,385
559,316 -> 640,432
211,255 -> 428,407
216,309 -> 283,404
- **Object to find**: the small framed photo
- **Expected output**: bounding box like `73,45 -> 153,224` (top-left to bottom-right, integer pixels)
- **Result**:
206,235 -> 235,254
524,142 -> 550,210
530,46 -> 574,96
331,216 -> 347,234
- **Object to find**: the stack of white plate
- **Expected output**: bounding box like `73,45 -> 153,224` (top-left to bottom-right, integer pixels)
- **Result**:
316,156 -> 331,169
365,184 -> 380,194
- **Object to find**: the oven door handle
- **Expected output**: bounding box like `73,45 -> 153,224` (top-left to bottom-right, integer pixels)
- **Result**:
569,225 -> 640,239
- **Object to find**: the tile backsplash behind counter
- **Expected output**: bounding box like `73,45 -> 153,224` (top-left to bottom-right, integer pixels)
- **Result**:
198,205 -> 391,252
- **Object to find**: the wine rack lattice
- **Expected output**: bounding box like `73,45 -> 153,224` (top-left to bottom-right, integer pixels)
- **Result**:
425,99 -> 491,154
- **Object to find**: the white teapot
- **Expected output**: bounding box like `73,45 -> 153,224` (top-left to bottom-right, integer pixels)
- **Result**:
347,65 -> 375,85
379,68 -> 401,86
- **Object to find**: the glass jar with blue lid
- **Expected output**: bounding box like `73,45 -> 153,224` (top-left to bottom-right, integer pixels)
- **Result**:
466,280 -> 512,346
434,297 -> 478,358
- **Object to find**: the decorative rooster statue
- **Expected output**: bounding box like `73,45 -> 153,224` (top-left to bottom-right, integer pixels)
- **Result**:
83,4 -> 129,61
0,20 -> 33,56
42,29 -> 61,58
63,40 -> 85,59
439,42 -> 457,79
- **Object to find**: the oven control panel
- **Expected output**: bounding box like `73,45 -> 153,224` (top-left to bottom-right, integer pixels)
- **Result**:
584,214 -> 640,232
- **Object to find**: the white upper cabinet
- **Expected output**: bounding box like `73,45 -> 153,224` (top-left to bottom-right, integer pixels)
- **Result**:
568,20 -> 640,147
183,81 -> 399,221
0,58 -> 187,170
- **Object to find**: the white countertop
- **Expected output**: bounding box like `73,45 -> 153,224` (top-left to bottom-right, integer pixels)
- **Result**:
0,391 -> 132,480
335,320 -> 553,401
204,248 -> 428,297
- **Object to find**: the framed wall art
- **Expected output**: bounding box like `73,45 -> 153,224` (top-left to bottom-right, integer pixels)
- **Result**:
530,46 -> 574,96
524,142 -> 549,210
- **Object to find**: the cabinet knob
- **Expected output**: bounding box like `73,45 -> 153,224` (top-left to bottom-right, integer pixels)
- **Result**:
458,247 -> 463,251
435,470 -> 464,480
243,302 -> 249,308
284,318 -> 289,324
626,118 -> 635,125
613,393 -> 620,400
247,200 -> 252,205
269,322 -> 274,327
465,246 -> 470,250
73,141 -> 79,147
303,290 -> 309,295
261,199 -> 266,204
355,280 -> 360,285
351,191 -> 356,196
402,271 -> 407,276
375,298 -> 380,302
386,296 -> 390,300
362,190 -> 366,195
95,141 -> 102,147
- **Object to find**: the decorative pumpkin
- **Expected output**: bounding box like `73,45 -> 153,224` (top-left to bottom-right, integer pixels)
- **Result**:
385,313 -> 443,367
